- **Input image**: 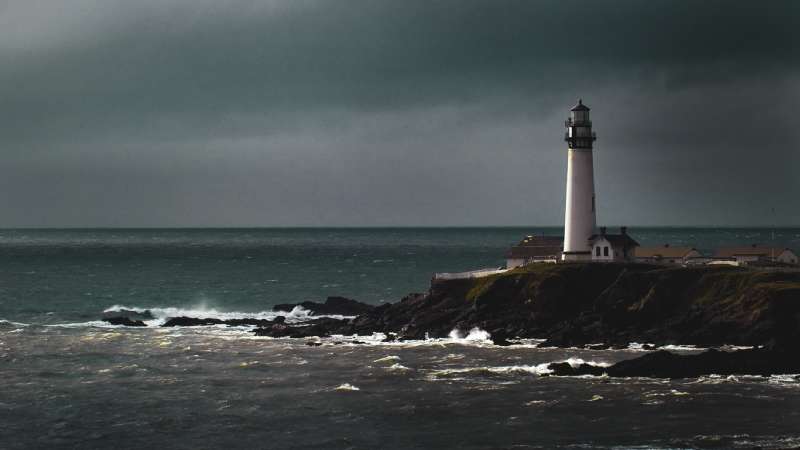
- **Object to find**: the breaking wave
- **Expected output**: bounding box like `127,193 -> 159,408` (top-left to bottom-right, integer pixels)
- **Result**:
100,304 -> 354,327
448,327 -> 492,342
428,357 -> 611,379
0,319 -> 30,328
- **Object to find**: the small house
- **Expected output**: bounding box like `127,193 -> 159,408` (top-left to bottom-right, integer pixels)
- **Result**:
588,227 -> 639,262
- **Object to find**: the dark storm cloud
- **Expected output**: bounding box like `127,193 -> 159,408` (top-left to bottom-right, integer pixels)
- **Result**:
0,0 -> 798,226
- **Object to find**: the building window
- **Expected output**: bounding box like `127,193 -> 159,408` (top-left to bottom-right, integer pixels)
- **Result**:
591,195 -> 595,212
603,246 -> 609,257
595,246 -> 601,257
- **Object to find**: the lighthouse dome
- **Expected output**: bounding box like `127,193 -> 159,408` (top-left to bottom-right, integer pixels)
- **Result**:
571,99 -> 590,111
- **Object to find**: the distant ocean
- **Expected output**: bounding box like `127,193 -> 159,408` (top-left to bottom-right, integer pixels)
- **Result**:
2,227 -> 800,449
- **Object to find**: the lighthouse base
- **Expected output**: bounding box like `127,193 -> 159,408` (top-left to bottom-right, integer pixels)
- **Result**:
562,251 -> 592,262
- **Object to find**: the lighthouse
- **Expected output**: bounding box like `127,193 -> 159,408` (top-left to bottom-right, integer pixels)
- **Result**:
562,99 -> 597,261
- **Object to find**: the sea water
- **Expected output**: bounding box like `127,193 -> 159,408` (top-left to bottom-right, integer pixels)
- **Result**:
1,228 -> 800,449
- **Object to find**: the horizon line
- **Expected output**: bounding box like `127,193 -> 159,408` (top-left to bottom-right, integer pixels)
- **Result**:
1,225 -> 799,230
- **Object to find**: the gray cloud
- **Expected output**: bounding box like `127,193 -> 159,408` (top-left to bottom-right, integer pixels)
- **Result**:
0,0 -> 798,226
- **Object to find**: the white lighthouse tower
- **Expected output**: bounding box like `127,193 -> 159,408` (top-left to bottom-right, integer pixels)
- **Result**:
562,99 -> 597,261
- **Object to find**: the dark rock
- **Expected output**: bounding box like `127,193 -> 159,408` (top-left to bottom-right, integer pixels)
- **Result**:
547,361 -> 606,376
103,317 -> 147,327
159,316 -> 279,327
273,296 -> 374,316
101,309 -> 154,321
162,317 -> 224,327
605,348 -> 800,378
489,329 -> 514,346
253,317 -> 353,338
234,263 -> 800,379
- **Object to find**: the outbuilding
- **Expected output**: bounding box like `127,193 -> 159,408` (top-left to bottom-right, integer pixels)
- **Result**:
634,245 -> 702,265
713,245 -> 798,265
588,227 -> 639,262
506,235 -> 563,268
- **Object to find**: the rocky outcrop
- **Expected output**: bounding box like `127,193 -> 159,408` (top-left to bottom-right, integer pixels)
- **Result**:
253,317 -> 352,338
249,264 -> 800,351
273,296 -> 375,316
161,317 -> 280,327
103,317 -> 147,327
102,263 -> 800,355
101,309 -> 155,322
338,263 -> 800,349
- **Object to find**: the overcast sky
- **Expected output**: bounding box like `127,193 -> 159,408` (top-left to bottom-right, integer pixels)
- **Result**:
1,0 -> 798,227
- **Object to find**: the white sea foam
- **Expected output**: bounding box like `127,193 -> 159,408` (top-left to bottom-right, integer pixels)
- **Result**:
769,374 -> 800,385
429,363 -> 555,378
0,319 -> 29,327
101,304 -> 354,327
373,355 -> 401,363
333,383 -> 360,391
447,327 -> 492,343
46,320 -> 121,329
385,363 -> 413,372
428,357 -> 610,379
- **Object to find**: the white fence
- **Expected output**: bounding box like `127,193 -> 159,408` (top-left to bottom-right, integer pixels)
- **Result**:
433,267 -> 508,281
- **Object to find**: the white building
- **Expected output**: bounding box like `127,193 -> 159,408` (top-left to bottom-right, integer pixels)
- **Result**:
562,100 -> 597,261
635,245 -> 703,265
713,246 -> 799,265
588,227 -> 639,262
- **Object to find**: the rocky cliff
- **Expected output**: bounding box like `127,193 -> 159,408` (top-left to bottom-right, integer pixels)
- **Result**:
350,263 -> 800,348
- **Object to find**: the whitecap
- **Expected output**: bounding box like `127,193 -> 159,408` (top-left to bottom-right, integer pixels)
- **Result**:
101,303 -> 354,327
428,363 -> 555,378
427,358 -> 610,380
373,355 -> 401,363
385,363 -> 412,372
333,383 -> 360,391
448,327 -> 492,343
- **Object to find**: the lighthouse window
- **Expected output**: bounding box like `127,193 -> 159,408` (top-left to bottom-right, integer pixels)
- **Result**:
603,246 -> 609,257
595,246 -> 601,257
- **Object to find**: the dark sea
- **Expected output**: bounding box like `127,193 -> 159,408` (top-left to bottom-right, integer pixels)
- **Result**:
2,227 -> 800,449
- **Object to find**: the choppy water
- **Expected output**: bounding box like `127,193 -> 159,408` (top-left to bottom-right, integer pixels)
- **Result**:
2,228 -> 800,448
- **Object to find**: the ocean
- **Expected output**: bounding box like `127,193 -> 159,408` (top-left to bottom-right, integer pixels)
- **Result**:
2,227 -> 800,449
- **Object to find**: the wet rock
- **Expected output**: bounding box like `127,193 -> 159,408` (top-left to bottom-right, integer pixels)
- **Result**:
605,348 -> 800,378
159,317 -> 278,327
103,317 -> 147,327
239,262 -> 800,378
162,317 -> 224,327
101,309 -> 155,321
546,361 -> 606,376
253,317 -> 353,338
273,297 -> 375,316
489,329 -> 514,346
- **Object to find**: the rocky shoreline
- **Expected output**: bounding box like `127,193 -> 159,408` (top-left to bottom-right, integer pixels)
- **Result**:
102,263 -> 800,378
